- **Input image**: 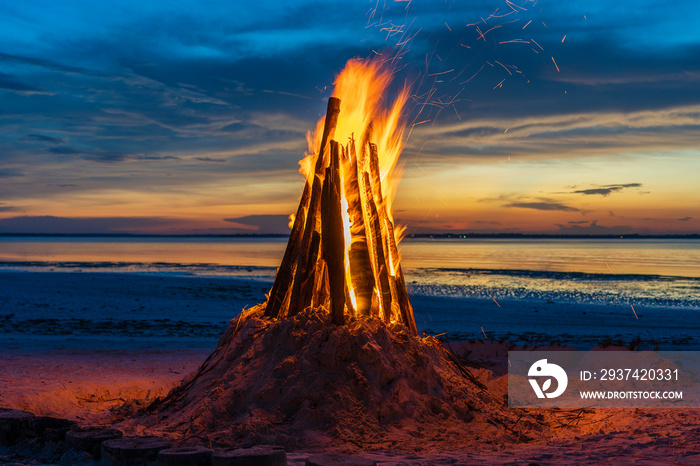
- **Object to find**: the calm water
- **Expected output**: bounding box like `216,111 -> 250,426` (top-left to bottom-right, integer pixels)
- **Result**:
1,236 -> 699,276
1,236 -> 699,309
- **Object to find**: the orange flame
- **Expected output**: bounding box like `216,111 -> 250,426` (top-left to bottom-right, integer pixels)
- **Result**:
305,57 -> 409,234
297,56 -> 412,323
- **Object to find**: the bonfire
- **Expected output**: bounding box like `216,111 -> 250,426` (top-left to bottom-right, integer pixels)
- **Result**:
138,58 -> 519,451
264,58 -> 416,335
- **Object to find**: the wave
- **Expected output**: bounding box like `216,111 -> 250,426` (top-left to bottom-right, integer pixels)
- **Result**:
2,260 -> 699,310
408,267 -> 700,282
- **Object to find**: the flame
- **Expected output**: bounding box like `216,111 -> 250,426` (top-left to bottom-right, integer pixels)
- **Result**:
299,56 -> 411,322
306,57 -> 409,213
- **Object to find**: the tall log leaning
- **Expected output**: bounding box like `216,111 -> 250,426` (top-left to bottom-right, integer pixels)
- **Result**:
344,138 -> 374,316
264,181 -> 311,319
368,143 -> 418,335
287,98 -> 340,316
322,141 -> 346,326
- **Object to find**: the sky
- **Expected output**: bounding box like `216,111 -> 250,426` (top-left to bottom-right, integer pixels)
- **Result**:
1,0 -> 699,235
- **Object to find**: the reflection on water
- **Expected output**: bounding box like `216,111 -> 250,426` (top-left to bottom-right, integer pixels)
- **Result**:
0,236 -> 289,268
1,236 -> 698,277
400,238 -> 700,278
1,236 -> 699,309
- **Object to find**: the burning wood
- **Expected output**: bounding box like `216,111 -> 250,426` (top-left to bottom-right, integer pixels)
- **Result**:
264,59 -> 417,335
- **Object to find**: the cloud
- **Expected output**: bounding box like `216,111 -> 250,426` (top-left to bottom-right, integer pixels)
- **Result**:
132,155 -> 180,161
0,51 -> 98,76
0,216 -> 177,234
678,217 -> 693,222
223,215 -> 290,234
572,183 -> 643,196
47,146 -> 82,155
20,134 -> 65,145
0,203 -> 18,212
47,146 -> 146,163
554,221 -> 639,235
195,157 -> 226,163
504,201 -> 581,212
0,72 -> 50,95
0,168 -> 23,177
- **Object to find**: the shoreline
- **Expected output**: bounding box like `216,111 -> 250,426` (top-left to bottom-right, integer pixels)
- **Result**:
1,270 -> 698,352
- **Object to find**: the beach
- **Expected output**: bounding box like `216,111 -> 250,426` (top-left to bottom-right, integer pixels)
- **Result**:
2,237 -> 700,463
2,275 -> 700,464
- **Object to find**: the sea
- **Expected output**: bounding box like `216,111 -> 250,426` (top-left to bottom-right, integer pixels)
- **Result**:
1,236 -> 699,349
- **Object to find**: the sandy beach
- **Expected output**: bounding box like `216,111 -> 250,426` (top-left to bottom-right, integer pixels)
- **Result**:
2,269 -> 700,463
2,339 -> 700,464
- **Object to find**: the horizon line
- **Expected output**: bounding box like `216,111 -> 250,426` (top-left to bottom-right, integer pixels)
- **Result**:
1,233 -> 699,239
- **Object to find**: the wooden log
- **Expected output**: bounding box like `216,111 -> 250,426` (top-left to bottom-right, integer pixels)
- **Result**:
66,426 -> 123,460
157,446 -> 213,466
289,226 -> 321,315
312,258 -> 329,310
394,266 -> 418,336
367,143 -> 418,335
322,140 -> 346,326
343,138 -> 374,316
362,170 -> 392,323
265,180 -> 311,318
101,436 -> 172,466
316,97 -> 341,175
288,98 -> 340,315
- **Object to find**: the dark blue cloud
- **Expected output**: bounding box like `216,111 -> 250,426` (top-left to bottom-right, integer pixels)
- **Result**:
0,215 -> 175,234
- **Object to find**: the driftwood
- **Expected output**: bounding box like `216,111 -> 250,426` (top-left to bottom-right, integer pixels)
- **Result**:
322,141 -> 346,326
264,181 -> 310,318
264,97 -> 417,335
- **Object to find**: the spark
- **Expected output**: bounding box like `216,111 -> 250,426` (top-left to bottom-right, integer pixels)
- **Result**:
445,22 -> 452,31
411,119 -> 431,127
522,19 -> 532,29
493,78 -> 505,89
428,69 -> 455,77
459,43 -> 471,49
493,298 -> 501,307
499,39 -> 530,44
631,304 -> 639,319
481,326 -> 489,340
532,38 -> 544,50
459,64 -> 485,85
605,262 -> 613,273
475,24 -> 502,41
551,56 -> 560,72
506,0 -> 527,12
561,34 -> 567,43
495,60 -> 513,75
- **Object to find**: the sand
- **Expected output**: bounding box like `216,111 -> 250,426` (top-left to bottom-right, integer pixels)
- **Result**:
2,270 -> 700,463
2,336 -> 700,463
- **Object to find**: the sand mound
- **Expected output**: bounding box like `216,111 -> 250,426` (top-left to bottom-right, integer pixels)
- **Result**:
134,304 -> 521,452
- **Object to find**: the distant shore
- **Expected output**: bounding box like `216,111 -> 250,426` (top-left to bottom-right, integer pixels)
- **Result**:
2,232 -> 699,239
